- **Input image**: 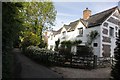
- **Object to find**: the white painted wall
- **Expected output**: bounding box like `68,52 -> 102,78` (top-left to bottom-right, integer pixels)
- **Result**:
48,32 -> 56,50
100,8 -> 120,57
47,21 -> 101,57
85,26 -> 101,57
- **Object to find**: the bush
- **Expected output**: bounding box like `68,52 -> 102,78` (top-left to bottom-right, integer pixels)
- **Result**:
73,40 -> 82,45
54,39 -> 60,51
38,40 -> 47,48
111,31 -> 120,80
24,46 -> 58,65
77,45 -> 93,56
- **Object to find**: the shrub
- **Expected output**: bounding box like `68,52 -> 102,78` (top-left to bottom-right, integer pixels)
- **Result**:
77,45 -> 93,56
73,40 -> 82,45
54,39 -> 60,51
87,30 -> 99,45
111,31 -> 120,80
38,40 -> 47,48
60,40 -> 82,58
24,46 -> 58,65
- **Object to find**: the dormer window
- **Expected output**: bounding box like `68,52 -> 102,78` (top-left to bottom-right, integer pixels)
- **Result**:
62,31 -> 66,35
77,28 -> 83,37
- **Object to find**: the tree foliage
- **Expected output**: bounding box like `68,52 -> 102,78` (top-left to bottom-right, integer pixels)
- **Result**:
111,31 -> 120,80
20,31 -> 40,47
2,2 -> 23,50
54,39 -> 60,51
87,30 -> 99,45
19,2 -> 56,47
60,40 -> 82,48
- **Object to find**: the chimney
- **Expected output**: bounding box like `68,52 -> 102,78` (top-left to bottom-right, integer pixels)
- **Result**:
83,8 -> 91,20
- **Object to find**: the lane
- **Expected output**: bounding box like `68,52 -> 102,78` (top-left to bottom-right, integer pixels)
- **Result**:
51,66 -> 111,78
13,48 -> 62,78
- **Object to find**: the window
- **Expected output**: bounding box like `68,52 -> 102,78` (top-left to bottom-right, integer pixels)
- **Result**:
116,32 -> 117,37
109,27 -> 114,37
62,31 -> 66,35
78,28 -> 83,36
103,22 -> 108,27
115,26 -> 118,31
93,43 -> 98,47
51,35 -> 53,40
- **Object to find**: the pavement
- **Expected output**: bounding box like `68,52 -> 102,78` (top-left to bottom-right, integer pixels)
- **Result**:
12,48 -> 62,78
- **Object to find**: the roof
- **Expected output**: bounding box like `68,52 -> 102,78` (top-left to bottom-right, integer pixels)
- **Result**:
67,20 -> 79,31
63,24 -> 70,30
54,6 -> 119,35
85,6 -> 118,28
53,27 -> 63,35
52,30 -> 58,35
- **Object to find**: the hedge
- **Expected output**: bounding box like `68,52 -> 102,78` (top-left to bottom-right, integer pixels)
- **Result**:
24,46 -> 58,66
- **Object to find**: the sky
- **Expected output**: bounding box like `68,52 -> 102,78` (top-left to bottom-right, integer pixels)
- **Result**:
52,1 -> 120,30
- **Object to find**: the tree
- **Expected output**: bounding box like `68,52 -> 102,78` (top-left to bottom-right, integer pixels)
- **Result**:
86,30 -> 99,45
20,2 -> 56,47
20,31 -> 40,48
54,39 -> 60,51
2,2 -> 23,50
2,1 -> 56,78
2,2 -> 23,78
85,30 -> 99,56
111,30 -> 120,80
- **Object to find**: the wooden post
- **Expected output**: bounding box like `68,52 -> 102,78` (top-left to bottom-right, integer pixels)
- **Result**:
93,55 -> 97,69
70,53 -> 72,67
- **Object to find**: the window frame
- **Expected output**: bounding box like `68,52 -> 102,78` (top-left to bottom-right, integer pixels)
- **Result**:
109,27 -> 114,37
78,27 -> 83,36
93,43 -> 98,47
103,22 -> 108,27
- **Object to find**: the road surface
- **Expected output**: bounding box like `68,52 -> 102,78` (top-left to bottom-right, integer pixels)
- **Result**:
13,48 -> 62,78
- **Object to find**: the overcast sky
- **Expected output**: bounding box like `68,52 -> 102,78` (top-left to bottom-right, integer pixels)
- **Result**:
52,1 -> 120,30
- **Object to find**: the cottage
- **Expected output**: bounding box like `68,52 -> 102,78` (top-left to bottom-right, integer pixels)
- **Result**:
44,6 -> 120,57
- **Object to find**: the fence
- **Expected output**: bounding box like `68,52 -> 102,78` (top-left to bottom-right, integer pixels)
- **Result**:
25,47 -> 115,69
49,54 -> 98,69
49,53 -> 114,69
97,57 -> 115,68
71,55 -> 97,69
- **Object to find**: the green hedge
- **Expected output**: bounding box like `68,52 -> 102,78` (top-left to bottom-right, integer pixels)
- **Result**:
24,46 -> 58,66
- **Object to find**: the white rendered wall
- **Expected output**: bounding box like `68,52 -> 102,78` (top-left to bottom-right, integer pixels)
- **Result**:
100,9 -> 120,57
85,26 -> 101,57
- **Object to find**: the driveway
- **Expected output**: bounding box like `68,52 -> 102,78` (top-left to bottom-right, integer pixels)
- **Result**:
51,66 -> 111,78
12,48 -> 62,78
